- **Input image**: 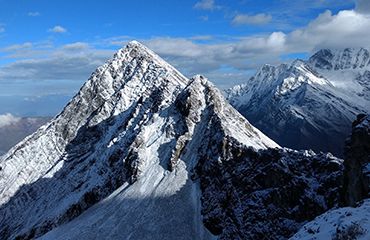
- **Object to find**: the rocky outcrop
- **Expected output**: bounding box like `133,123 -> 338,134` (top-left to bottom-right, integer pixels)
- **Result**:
196,135 -> 343,239
289,114 -> 370,240
343,114 -> 370,206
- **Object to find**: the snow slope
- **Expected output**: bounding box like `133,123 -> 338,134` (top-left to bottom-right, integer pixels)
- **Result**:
226,48 -> 370,157
0,42 -> 278,239
291,199 -> 370,240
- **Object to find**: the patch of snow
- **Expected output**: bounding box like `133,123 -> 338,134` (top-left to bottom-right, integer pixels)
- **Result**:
291,199 -> 370,240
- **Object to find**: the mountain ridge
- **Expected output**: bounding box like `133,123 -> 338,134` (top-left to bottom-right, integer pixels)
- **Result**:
0,42 -> 356,240
0,41 -> 278,239
226,48 -> 370,157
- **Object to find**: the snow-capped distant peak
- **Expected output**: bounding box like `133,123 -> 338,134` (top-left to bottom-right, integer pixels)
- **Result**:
226,47 -> 370,157
309,47 -> 370,70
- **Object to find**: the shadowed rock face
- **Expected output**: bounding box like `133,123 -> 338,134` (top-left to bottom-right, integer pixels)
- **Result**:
343,114 -> 370,206
291,114 -> 370,240
196,134 -> 343,239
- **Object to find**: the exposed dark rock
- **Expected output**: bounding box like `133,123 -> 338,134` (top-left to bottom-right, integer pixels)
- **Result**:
196,134 -> 344,239
343,114 -> 370,206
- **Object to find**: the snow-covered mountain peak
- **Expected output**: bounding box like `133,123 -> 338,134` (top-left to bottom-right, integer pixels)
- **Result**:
227,47 -> 370,157
309,47 -> 370,70
0,40 -> 190,207
277,60 -> 330,95
99,40 -> 188,87
0,42 -> 280,239
226,59 -> 330,106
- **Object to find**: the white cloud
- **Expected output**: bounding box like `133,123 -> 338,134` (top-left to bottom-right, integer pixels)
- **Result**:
194,0 -> 220,10
190,35 -> 213,41
138,9 -> 370,85
2,42 -> 33,52
28,12 -> 40,17
0,42 -> 113,81
0,27 -> 5,33
287,10 -> 370,51
62,42 -> 89,51
232,13 -> 272,25
48,25 -> 67,33
143,35 -> 285,75
0,113 -> 20,127
103,35 -> 132,47
1,8 -> 370,90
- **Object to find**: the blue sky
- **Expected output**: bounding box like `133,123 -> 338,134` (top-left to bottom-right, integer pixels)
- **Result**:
0,0 -> 369,116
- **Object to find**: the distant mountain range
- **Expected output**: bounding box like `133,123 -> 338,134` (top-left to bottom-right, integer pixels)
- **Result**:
0,116 -> 50,155
226,48 -> 370,157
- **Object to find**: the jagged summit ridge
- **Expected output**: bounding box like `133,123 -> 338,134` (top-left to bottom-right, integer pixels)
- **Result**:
226,59 -> 330,108
0,42 -> 278,239
309,47 -> 370,70
226,48 -> 370,156
0,41 -> 189,204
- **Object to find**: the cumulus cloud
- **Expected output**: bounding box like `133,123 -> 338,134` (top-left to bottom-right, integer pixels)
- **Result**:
0,42 -> 113,81
28,12 -> 40,17
139,8 -> 370,85
194,0 -> 220,10
287,10 -> 370,51
1,7 -> 370,89
0,113 -> 20,128
48,25 -> 67,33
232,13 -> 272,26
143,34 -> 285,74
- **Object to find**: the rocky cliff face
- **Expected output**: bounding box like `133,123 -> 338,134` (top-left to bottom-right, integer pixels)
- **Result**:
291,114 -> 370,240
196,142 -> 343,239
343,114 -> 370,206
